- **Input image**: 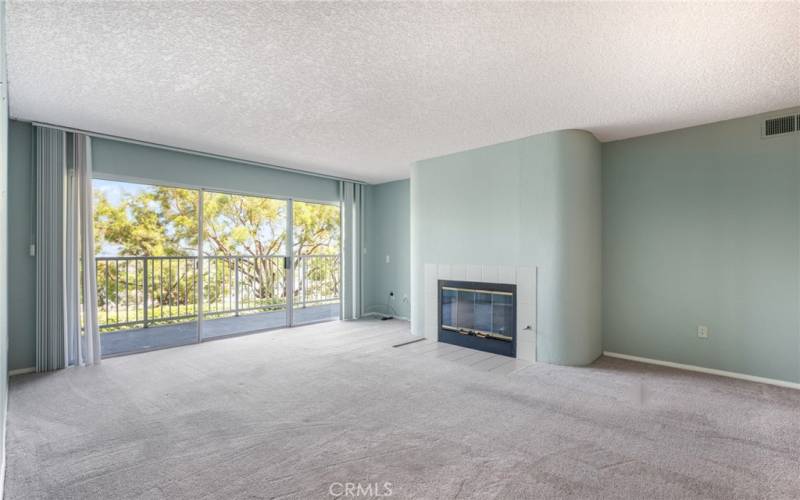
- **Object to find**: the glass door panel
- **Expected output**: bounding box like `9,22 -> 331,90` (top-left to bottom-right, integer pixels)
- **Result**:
292,200 -> 341,324
201,191 -> 288,338
93,179 -> 199,356
93,181 -> 343,356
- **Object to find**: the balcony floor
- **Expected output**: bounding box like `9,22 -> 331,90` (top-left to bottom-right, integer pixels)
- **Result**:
100,303 -> 340,356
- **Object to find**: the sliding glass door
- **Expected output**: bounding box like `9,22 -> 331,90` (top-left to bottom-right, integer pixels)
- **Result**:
201,191 -> 289,339
94,180 -> 200,355
292,200 -> 341,325
93,179 -> 342,357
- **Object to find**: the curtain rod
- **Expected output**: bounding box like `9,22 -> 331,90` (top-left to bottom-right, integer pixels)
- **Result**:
29,120 -> 367,185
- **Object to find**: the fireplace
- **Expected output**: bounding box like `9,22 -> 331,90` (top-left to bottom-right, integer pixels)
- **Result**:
438,280 -> 516,357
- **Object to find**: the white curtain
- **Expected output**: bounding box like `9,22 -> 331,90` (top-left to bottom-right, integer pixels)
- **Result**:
36,126 -> 100,371
65,133 -> 101,366
340,181 -> 364,320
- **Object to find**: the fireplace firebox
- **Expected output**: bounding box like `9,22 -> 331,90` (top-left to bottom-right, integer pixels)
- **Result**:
438,280 -> 516,357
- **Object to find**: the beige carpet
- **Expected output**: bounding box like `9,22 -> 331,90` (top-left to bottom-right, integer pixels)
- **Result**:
6,318 -> 800,499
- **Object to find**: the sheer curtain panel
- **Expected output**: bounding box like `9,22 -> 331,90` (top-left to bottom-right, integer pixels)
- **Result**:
65,132 -> 100,366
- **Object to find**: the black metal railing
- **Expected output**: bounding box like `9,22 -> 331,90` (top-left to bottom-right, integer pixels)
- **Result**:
95,255 -> 340,331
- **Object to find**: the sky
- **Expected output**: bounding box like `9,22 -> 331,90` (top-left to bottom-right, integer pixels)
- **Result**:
93,178 -> 148,205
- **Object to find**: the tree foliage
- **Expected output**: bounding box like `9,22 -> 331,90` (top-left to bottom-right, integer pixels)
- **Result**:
94,186 -> 198,256
93,183 -> 341,330
94,186 -> 340,258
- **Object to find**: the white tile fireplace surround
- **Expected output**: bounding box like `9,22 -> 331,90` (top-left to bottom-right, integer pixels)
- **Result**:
423,264 -> 537,362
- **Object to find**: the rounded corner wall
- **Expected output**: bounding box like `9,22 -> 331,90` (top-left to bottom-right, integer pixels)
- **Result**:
410,130 -> 602,366
536,128 -> 602,366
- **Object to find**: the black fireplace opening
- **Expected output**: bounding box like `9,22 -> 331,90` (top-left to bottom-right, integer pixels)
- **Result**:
438,280 -> 516,357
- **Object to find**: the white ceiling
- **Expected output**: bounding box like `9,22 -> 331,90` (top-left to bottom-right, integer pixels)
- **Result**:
7,2 -> 800,183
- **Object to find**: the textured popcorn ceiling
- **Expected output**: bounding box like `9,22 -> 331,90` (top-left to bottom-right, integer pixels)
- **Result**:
6,2 -> 800,183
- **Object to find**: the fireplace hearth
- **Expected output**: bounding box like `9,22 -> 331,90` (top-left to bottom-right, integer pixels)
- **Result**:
438,280 -> 516,357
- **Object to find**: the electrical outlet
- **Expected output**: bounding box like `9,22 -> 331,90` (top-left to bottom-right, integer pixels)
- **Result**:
385,254 -> 391,264
697,325 -> 709,339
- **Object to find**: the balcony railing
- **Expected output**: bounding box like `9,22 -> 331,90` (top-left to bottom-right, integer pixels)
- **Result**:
95,255 -> 340,331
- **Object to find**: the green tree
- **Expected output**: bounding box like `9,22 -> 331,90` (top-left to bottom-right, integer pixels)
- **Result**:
94,186 -> 340,259
93,183 -> 341,327
93,186 -> 197,256
293,200 -> 340,256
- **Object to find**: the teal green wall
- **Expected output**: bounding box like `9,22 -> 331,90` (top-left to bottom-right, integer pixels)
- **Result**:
7,121 -> 34,371
6,120 -> 344,370
364,180 -> 410,318
411,130 -> 602,365
10,108 -> 800,382
1,3 -> 9,478
92,138 -> 340,203
603,109 -> 800,383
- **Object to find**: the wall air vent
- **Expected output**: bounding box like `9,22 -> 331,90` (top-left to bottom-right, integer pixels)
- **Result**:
763,114 -> 796,137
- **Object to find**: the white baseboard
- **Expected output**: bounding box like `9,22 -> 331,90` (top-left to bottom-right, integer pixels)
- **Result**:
0,407 -> 5,500
9,367 -> 35,377
0,412 -> 5,500
2,362 -> 9,500
603,351 -> 800,390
